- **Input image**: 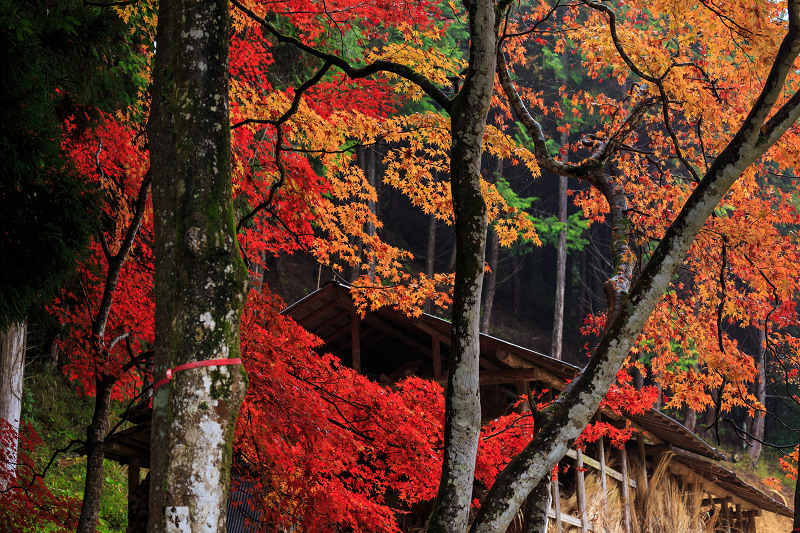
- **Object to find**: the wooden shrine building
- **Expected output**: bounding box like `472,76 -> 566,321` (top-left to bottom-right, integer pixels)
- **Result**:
97,281 -> 793,532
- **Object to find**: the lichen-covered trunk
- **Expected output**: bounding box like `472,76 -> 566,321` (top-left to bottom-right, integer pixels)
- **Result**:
425,1 -> 497,531
147,1 -> 248,532
0,320 -> 25,485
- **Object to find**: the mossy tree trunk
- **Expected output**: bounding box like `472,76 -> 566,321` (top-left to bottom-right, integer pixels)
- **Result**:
426,0 -> 509,531
147,1 -> 248,532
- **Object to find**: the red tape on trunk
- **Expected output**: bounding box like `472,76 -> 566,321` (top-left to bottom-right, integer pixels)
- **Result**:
152,358 -> 243,393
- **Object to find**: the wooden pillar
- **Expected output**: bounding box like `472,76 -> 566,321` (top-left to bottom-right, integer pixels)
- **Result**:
431,333 -> 441,380
552,471 -> 562,533
722,498 -> 732,533
736,503 -> 744,533
127,456 -> 140,525
637,433 -> 648,492
575,450 -> 588,533
620,446 -> 632,533
350,312 -> 360,373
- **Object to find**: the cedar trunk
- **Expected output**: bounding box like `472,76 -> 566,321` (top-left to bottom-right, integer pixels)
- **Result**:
147,1 -> 249,532
0,320 -> 25,484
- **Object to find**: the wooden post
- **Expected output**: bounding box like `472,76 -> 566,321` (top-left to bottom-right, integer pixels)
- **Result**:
736,503 -> 744,533
350,312 -> 360,373
598,436 -> 608,531
127,456 -> 140,526
575,450 -> 588,533
432,333 -> 441,380
620,446 -> 631,533
552,472 -> 562,533
637,433 -> 648,492
722,498 -> 732,533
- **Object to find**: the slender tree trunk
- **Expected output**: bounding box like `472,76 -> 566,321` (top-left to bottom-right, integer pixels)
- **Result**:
77,375 -> 115,533
749,327 -> 767,464
551,134 -> 569,359
426,1 -> 499,531
424,213 -> 437,314
0,320 -> 25,485
481,228 -> 499,333
481,158 -> 501,333
148,1 -> 249,532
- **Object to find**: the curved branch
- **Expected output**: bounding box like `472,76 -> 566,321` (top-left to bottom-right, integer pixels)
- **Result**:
230,0 -> 452,111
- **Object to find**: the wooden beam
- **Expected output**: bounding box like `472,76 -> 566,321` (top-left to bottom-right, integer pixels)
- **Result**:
432,333 -> 442,380
565,449 -> 636,488
547,509 -> 593,531
363,314 -> 432,357
497,348 -> 534,368
314,309 -> 350,339
412,319 -> 450,345
668,462 -> 754,510
297,300 -> 340,327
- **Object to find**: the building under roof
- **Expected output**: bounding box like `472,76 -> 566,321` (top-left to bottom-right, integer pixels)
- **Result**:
98,281 -> 793,532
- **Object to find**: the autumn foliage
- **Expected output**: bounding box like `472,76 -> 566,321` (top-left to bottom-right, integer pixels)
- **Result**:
13,0 -> 800,529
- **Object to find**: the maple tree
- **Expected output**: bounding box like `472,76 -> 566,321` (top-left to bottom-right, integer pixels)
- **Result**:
9,0 -> 800,531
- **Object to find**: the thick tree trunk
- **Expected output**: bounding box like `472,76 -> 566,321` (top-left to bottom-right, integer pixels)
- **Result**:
148,1 -> 249,532
426,1 -> 499,531
522,469 -> 552,533
0,320 -> 25,485
749,328 -> 767,464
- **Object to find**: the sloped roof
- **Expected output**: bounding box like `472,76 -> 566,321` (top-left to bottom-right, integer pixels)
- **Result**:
286,281 -> 722,460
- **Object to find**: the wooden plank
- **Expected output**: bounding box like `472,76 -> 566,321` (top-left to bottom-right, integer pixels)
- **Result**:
565,449 -> 637,488
620,446 -> 631,533
547,509 -> 593,531
722,498 -> 732,533
314,309 -> 350,339
575,450 -> 589,533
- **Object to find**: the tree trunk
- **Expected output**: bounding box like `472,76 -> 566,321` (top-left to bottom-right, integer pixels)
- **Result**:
426,1 -> 498,531
551,169 -> 568,360
77,375 -> 115,533
481,227 -> 499,333
0,320 -> 25,485
749,327 -> 767,464
424,212 -> 437,314
481,158 -> 502,333
523,474 -> 552,533
148,1 -> 249,532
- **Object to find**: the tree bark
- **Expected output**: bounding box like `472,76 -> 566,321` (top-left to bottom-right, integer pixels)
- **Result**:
426,1 -> 501,531
481,158 -> 502,333
749,327 -> 767,464
551,130 -> 569,360
148,1 -> 249,532
77,375 -> 115,533
424,212 -> 437,314
0,320 -> 25,485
